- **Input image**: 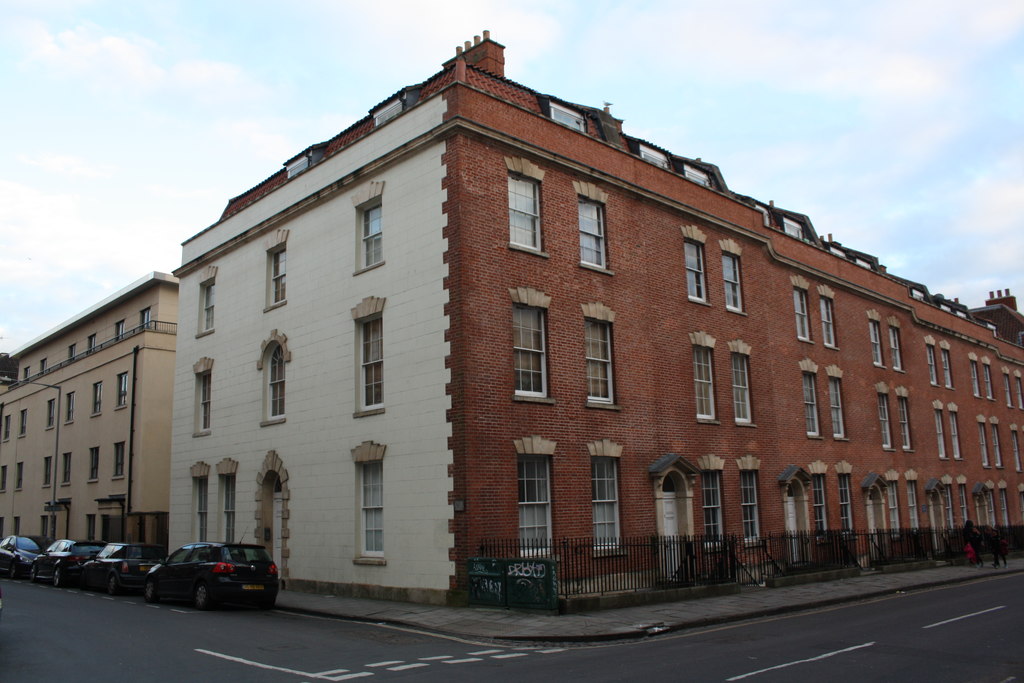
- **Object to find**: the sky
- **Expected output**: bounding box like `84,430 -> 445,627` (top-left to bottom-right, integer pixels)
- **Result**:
1,0 -> 1023,353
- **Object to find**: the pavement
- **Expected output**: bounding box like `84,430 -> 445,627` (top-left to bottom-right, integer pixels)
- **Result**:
273,560 -> 1022,643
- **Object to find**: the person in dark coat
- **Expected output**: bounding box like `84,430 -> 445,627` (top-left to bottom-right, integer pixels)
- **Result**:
964,520 -> 984,567
986,526 -> 1008,568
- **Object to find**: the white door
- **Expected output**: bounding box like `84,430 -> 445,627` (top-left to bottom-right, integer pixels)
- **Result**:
785,486 -> 800,562
663,491 -> 678,537
272,490 -> 283,569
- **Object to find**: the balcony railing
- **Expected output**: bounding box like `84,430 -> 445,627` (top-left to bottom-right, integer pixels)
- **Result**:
478,526 -> 1020,598
12,320 -> 176,386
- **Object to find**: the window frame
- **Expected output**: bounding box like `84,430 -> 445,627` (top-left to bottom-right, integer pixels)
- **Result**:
888,327 -> 903,370
739,470 -> 760,541
591,457 -> 620,546
991,423 -> 1003,467
88,446 -> 99,481
897,396 -> 911,450
701,470 -> 723,538
802,372 -> 819,436
362,203 -> 383,269
793,289 -> 811,341
982,364 -> 994,399
838,473 -> 853,530
877,393 -> 893,449
820,297 -> 836,347
267,345 -> 286,419
693,345 -> 716,420
684,241 -> 706,303
978,421 -> 990,467
722,253 -> 743,312
550,102 -> 585,131
925,344 -> 938,385
828,376 -> 845,438
198,371 -> 212,432
731,353 -> 752,424
201,280 -> 216,332
517,455 -> 551,549
194,476 -> 208,542
584,319 -> 614,404
361,461 -> 384,556
92,381 -> 102,415
113,441 -> 125,478
934,408 -> 946,459
221,474 -> 236,543
360,317 -> 384,411
970,360 -> 981,397
578,199 -> 606,268
508,175 -> 541,250
949,411 -> 962,459
941,348 -> 954,388
812,473 -> 828,532
869,320 -> 883,366
513,306 -> 547,398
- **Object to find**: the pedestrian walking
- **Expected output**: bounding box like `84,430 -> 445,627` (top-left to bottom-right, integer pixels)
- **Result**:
986,526 -> 1008,567
963,520 -> 984,567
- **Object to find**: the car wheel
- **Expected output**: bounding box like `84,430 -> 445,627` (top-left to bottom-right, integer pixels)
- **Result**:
6,561 -> 16,579
30,564 -> 39,583
53,566 -> 64,587
107,573 -> 121,596
193,582 -> 216,611
143,578 -> 160,603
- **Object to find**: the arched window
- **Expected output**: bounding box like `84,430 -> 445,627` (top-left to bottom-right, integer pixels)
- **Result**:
269,345 -> 286,418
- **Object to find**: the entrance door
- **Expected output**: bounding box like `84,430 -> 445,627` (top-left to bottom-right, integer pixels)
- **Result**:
272,484 -> 283,569
785,485 -> 800,563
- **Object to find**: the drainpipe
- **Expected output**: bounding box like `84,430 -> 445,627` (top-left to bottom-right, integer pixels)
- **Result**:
127,346 -> 139,540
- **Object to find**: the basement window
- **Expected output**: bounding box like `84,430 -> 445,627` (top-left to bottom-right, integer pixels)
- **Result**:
550,103 -> 585,131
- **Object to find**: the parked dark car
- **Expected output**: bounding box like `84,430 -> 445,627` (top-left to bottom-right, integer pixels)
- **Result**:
30,539 -> 107,587
0,535 -> 52,578
79,543 -> 165,595
144,543 -> 278,610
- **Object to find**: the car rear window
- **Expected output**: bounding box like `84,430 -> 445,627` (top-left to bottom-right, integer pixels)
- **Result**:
128,546 -> 165,560
224,546 -> 273,563
72,543 -> 107,554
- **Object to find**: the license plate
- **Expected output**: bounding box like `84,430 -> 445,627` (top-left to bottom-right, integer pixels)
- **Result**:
242,584 -> 264,591
139,565 -> 153,572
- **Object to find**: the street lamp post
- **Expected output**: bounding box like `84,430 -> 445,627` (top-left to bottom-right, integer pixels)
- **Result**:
0,376 -> 61,537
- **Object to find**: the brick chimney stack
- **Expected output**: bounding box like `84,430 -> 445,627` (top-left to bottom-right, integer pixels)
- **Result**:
444,30 -> 505,78
986,288 -> 1018,311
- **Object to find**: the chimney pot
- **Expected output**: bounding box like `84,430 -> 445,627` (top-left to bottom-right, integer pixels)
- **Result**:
464,41 -> 472,50
474,35 -> 481,45
483,30 -> 490,39
990,291 -> 995,299
455,46 -> 463,56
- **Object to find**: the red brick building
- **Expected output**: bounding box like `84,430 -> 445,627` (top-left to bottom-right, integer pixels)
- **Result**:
173,32 -> 1024,603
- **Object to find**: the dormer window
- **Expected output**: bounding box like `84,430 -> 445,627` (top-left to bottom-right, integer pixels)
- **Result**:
639,145 -> 669,169
683,164 -> 710,187
911,289 -> 926,301
286,156 -> 309,179
373,99 -> 402,127
782,218 -> 803,238
550,103 -> 585,131
854,258 -> 872,269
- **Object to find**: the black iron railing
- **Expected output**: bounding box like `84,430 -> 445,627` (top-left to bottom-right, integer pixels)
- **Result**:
478,525 -> 1022,598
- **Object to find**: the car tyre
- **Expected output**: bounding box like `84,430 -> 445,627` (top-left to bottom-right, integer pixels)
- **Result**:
143,578 -> 160,604
193,581 -> 216,611
53,565 -> 65,588
30,564 -> 39,583
6,561 -> 17,579
107,573 -> 121,596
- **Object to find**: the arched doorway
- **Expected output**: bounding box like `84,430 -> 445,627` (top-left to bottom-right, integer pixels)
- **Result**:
256,450 -> 290,582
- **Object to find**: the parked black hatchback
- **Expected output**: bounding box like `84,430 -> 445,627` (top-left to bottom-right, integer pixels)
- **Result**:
31,539 -> 107,586
80,543 -> 165,594
144,543 -> 278,610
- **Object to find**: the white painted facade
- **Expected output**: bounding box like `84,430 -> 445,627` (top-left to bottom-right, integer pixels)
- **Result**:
170,97 -> 454,598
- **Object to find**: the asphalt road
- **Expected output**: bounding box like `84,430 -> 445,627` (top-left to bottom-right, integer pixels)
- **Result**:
2,572 -> 1022,681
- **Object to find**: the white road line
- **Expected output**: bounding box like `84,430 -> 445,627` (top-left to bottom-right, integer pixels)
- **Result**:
922,606 -> 1006,629
469,649 -> 504,655
170,609 -> 192,614
314,669 -> 350,676
387,663 -> 429,671
491,653 -> 528,660
418,655 -> 453,660
442,658 -> 483,664
537,648 -> 566,654
365,661 -> 403,668
195,648 -> 372,680
726,642 -> 875,681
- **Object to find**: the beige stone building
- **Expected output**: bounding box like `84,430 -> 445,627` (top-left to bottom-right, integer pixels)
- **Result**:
0,273 -> 178,546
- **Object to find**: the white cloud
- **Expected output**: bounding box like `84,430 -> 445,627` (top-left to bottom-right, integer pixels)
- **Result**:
17,153 -> 116,179
215,120 -> 301,163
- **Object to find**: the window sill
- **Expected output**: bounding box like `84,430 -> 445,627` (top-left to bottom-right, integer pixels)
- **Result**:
509,243 -> 549,258
353,557 -> 387,566
688,297 -> 711,307
893,368 -> 906,374
354,261 -> 386,276
60,482 -> 71,487
735,421 -> 757,428
881,447 -> 896,452
87,478 -> 98,484
696,418 -> 720,425
726,308 -> 747,316
260,417 -> 286,427
579,262 -> 614,276
91,412 -> 102,418
833,436 -> 850,442
873,363 -> 886,369
797,337 -> 814,344
806,434 -> 824,440
514,395 -> 556,405
902,448 -> 915,453
353,408 -> 385,419
824,344 -> 839,351
193,430 -> 211,438
196,328 -> 214,339
263,300 -> 287,314
111,475 -> 125,481
586,400 -> 621,411
115,404 -> 127,411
